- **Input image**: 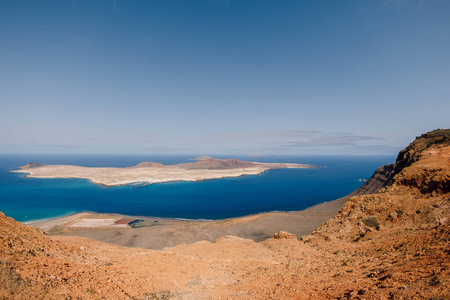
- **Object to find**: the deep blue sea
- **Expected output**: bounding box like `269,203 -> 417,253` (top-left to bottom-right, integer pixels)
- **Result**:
0,154 -> 395,222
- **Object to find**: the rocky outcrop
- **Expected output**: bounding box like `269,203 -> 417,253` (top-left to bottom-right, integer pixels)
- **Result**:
391,130 -> 450,194
272,231 -> 297,239
394,166 -> 450,194
353,129 -> 450,196
394,129 -> 450,174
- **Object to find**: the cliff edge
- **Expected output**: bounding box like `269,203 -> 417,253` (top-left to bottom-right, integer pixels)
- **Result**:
352,128 -> 450,196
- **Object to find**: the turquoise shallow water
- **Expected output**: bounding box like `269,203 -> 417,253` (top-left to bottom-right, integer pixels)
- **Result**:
0,154 -> 395,222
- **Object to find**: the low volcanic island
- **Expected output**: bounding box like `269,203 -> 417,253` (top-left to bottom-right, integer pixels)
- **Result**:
11,158 -> 316,187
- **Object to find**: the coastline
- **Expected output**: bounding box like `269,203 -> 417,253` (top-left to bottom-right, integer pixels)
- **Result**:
24,202 -> 334,225
22,211 -> 80,225
27,195 -> 349,250
21,168 -> 282,188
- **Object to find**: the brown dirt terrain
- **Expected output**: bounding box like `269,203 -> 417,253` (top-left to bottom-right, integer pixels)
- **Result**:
1,129 -> 449,299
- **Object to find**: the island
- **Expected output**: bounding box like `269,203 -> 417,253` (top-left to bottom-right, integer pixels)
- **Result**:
11,158 -> 316,187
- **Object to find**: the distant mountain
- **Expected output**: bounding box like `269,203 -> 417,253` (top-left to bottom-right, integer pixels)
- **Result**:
180,158 -> 257,170
131,162 -> 164,168
20,162 -> 44,169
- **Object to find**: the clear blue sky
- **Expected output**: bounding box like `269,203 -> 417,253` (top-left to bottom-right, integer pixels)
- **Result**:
1,0 -> 449,155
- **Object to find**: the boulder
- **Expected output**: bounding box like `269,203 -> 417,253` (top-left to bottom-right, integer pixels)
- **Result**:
272,231 -> 297,239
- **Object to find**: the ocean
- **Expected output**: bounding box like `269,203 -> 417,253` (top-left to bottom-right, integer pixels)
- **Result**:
0,154 -> 395,222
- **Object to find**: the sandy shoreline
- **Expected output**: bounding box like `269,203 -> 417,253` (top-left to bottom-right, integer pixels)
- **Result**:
26,196 -> 349,250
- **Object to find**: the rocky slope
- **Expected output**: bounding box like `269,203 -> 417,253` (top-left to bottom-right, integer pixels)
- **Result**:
1,129 -> 449,299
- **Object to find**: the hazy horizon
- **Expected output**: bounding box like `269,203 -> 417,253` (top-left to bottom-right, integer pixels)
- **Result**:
1,152 -> 398,158
1,1 -> 449,156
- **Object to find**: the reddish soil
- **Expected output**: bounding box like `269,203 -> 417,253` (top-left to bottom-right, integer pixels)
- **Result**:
113,219 -> 135,225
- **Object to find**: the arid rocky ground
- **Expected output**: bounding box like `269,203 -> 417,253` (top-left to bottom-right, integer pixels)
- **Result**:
1,129 -> 449,299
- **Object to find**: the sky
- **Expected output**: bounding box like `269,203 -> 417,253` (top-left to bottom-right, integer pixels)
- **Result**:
1,0 -> 449,156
